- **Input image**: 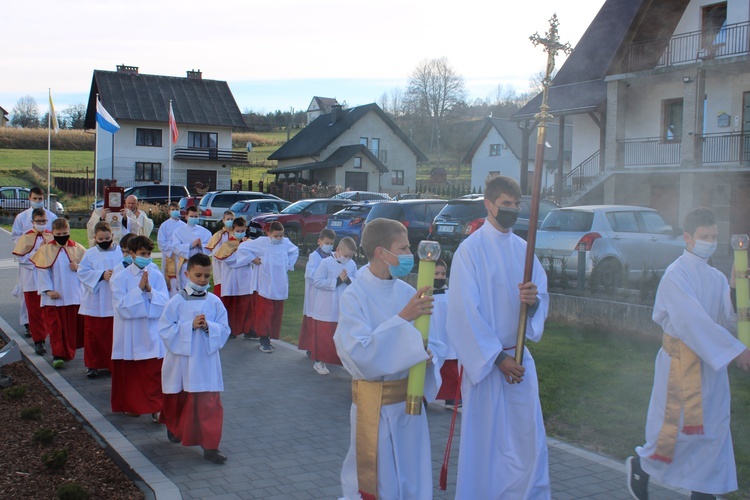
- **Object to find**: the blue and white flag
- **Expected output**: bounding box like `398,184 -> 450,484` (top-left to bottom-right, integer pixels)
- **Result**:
96,100 -> 120,134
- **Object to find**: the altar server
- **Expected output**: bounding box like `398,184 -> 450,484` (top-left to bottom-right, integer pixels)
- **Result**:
157,201 -> 185,294
206,210 -> 234,298
170,206 -> 211,292
297,229 -> 335,354
213,217 -> 255,337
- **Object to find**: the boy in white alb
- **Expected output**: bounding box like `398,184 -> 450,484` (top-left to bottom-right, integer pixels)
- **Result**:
111,233 -> 135,278
431,260 -> 461,408
77,222 -> 123,378
333,219 -> 441,500
309,236 -> 357,375
110,235 -> 168,419
236,221 -> 298,353
158,201 -> 186,295
170,206 -> 211,292
298,229 -> 335,355
12,207 -> 53,355
32,218 -> 86,370
158,253 -> 231,464
627,207 -> 750,500
206,211 -> 234,299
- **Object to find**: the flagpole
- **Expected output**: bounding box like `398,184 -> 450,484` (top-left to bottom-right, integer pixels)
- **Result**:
47,88 -> 52,208
94,94 -> 99,208
168,99 -> 173,204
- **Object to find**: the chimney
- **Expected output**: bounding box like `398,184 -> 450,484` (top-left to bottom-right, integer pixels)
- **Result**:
116,64 -> 139,75
330,104 -> 342,124
187,69 -> 202,80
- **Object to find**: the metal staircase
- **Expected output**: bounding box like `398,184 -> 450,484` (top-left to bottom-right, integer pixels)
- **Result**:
542,150 -> 609,206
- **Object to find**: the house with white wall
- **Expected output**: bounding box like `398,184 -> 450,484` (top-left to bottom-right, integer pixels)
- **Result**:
268,103 -> 427,195
83,65 -> 248,194
0,106 -> 9,127
514,0 -> 750,251
306,96 -> 339,125
463,117 -> 572,193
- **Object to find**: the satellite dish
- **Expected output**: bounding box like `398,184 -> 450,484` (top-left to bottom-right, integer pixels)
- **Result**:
544,141 -> 552,148
247,142 -> 253,152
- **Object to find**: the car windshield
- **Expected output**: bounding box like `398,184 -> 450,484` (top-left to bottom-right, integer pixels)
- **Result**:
540,210 -> 594,232
335,205 -> 373,217
281,200 -> 314,214
198,195 -> 212,208
438,201 -> 486,220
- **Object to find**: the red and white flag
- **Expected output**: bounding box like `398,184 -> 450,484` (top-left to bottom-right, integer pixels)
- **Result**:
168,102 -> 179,144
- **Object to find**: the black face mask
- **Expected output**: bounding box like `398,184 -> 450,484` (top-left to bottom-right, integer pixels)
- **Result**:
97,240 -> 113,250
54,235 -> 70,246
492,206 -> 520,229
433,278 -> 447,290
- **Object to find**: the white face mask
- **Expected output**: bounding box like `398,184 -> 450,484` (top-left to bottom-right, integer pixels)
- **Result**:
34,223 -> 46,232
691,239 -> 717,259
336,253 -> 351,266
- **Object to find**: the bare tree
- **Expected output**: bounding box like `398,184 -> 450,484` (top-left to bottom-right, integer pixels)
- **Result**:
390,87 -> 404,118
378,92 -> 389,114
11,95 -> 40,128
63,103 -> 87,129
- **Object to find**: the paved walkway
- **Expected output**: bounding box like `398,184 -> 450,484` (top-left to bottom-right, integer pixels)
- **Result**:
0,230 -> 688,499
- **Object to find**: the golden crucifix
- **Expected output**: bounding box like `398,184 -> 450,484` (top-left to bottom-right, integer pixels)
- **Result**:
515,14 -> 572,366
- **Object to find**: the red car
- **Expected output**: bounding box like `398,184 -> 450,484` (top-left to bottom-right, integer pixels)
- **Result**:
248,198 -> 352,244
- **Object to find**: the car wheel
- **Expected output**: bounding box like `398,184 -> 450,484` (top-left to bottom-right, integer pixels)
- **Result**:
593,258 -> 623,289
285,226 -> 301,246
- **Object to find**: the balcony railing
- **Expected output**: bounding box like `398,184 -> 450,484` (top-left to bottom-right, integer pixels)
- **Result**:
173,147 -> 249,163
542,150 -> 601,202
621,138 -> 681,166
628,20 -> 750,72
701,132 -> 750,164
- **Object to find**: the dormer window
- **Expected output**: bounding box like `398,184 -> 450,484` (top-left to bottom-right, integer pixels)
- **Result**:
490,144 -> 502,156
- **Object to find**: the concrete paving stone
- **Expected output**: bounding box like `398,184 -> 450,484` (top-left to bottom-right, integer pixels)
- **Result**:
182,486 -> 217,498
205,493 -> 242,500
550,491 -> 579,500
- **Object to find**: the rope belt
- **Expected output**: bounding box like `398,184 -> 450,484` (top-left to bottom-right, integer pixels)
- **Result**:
651,333 -> 704,464
352,378 -> 408,500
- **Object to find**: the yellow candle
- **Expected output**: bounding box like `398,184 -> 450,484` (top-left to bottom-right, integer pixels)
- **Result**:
406,241 -> 440,416
732,234 -> 750,347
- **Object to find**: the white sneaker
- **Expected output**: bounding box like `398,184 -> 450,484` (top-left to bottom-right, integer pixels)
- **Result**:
313,361 -> 330,375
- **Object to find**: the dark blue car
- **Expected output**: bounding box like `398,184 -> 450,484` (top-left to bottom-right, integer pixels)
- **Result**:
325,203 -> 377,243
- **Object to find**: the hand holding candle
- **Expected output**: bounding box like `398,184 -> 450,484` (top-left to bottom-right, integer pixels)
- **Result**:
406,241 -> 441,416
731,234 -> 750,347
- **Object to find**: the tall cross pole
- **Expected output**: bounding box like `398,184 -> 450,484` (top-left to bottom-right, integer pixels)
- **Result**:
515,14 -> 572,365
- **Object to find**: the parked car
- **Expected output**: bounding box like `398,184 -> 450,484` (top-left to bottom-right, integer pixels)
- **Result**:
364,199 -> 447,252
535,205 -> 685,287
331,191 -> 392,202
429,195 -> 558,259
248,198 -> 353,244
91,184 -> 189,209
178,196 -> 202,218
0,186 -> 65,214
325,203 -> 378,244
198,190 -> 282,231
230,199 -> 291,221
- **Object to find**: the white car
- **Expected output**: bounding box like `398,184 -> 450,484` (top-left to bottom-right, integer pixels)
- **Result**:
535,205 -> 685,287
0,186 -> 64,214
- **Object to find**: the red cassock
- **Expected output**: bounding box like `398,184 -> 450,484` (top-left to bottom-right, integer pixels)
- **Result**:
308,319 -> 342,365
24,291 -> 47,343
297,315 -> 315,350
254,295 -> 283,339
436,359 -> 461,401
222,293 -> 256,337
83,315 -> 114,371
160,391 -> 223,449
111,358 -> 164,414
44,304 -> 83,360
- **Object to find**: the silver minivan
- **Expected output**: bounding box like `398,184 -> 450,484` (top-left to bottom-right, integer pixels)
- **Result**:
535,205 -> 684,286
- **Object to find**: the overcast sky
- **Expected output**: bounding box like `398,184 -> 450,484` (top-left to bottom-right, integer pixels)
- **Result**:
2,0 -> 606,116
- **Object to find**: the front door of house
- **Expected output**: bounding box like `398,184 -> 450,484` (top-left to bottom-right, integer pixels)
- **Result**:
345,172 -> 368,191
187,169 -> 217,196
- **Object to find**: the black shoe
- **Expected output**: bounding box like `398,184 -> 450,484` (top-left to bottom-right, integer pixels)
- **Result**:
626,456 -> 649,500
259,336 -> 273,353
24,324 -> 31,338
203,448 -> 227,464
86,368 -> 98,378
34,342 -> 46,355
243,333 -> 259,340
690,493 -> 716,500
167,430 -> 180,443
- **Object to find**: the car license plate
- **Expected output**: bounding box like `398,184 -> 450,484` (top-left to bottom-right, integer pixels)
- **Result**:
330,220 -> 343,227
437,225 -> 455,234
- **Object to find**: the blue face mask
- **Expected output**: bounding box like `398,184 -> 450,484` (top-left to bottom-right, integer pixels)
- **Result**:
321,244 -> 333,254
691,239 -> 717,259
170,210 -> 180,219
30,200 -> 45,209
234,231 -> 246,240
134,256 -> 152,269
224,219 -> 233,229
383,248 -> 414,278
187,217 -> 199,226
269,237 -> 283,245
187,281 -> 210,294
123,255 -> 133,265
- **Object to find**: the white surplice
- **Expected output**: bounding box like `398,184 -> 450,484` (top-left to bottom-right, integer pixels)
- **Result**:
157,216 -> 186,294
303,248 -> 329,317
130,210 -> 154,237
77,246 -> 123,317
110,262 -> 168,360
220,239 -> 258,297
446,222 -> 550,500
209,231 -> 230,286
311,255 -> 358,323
158,291 -> 231,394
37,249 -> 83,307
11,207 -> 57,243
333,267 -> 442,500
14,231 -> 49,292
170,223 -> 212,290
237,237 -> 298,300
637,250 -> 746,494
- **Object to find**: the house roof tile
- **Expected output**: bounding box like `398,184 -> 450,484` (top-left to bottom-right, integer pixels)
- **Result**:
268,144 -> 388,174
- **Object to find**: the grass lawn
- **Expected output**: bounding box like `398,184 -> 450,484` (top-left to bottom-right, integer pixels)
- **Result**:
0,149 -> 94,174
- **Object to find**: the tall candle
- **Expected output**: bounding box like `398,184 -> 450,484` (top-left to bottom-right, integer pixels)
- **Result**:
731,234 -> 750,347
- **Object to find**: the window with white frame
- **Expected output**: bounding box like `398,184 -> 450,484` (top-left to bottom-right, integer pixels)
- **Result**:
135,162 -> 162,181
392,170 -> 404,185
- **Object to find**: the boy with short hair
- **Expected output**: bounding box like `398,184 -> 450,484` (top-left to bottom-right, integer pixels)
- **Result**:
157,201 -> 185,295
158,253 -> 231,464
77,222 -> 123,378
333,218 -> 440,499
627,207 -> 750,500
206,210 -> 235,298
111,233 -> 135,277
431,259 -> 461,409
237,221 -> 298,353
32,217 -> 86,369
12,207 -> 53,355
170,205 -> 211,292
298,229 -> 335,355
110,235 -> 169,419
213,217 -> 256,337
309,236 -> 357,375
